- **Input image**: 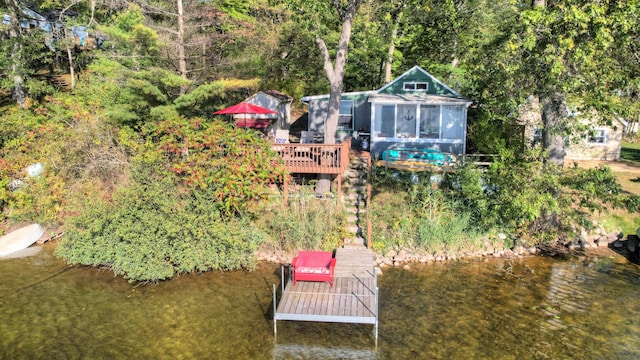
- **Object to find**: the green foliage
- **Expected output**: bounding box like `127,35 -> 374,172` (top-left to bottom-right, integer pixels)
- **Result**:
442,149 -> 570,244
100,5 -> 160,68
562,164 -> 640,214
370,174 -> 482,254
148,118 -> 286,217
0,28 -> 54,99
173,79 -> 260,118
256,188 -> 347,252
56,165 -> 264,283
0,108 -> 69,224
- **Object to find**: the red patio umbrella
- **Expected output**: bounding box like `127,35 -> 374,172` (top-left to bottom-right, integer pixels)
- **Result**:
213,102 -> 278,128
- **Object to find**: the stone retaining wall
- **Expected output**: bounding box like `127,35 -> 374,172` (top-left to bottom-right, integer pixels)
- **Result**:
254,229 -> 630,272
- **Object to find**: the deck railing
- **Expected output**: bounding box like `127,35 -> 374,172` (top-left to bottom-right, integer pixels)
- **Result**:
273,138 -> 351,175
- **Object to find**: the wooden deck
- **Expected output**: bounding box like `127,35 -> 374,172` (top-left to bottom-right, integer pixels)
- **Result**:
273,138 -> 352,175
273,248 -> 379,342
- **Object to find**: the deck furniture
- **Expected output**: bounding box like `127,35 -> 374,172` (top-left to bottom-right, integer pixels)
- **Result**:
300,130 -> 317,144
291,251 -> 336,287
275,129 -> 290,144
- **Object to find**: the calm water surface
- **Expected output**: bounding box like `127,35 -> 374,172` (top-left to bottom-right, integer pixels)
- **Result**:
1,243 -> 639,359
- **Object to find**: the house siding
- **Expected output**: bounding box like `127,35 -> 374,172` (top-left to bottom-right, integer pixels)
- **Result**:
565,126 -> 623,160
246,92 -> 292,130
518,96 -> 624,161
307,93 -> 371,141
377,67 -> 455,96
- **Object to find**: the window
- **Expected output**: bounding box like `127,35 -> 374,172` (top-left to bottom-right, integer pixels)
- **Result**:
374,105 -> 396,138
533,128 -> 543,144
403,82 -> 428,91
338,100 -> 354,130
397,105 -> 417,138
419,105 -> 439,139
588,129 -> 606,144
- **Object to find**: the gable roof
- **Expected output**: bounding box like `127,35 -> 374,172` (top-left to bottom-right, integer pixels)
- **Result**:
301,65 -> 467,104
262,90 -> 293,102
376,66 -> 459,96
301,90 -> 376,103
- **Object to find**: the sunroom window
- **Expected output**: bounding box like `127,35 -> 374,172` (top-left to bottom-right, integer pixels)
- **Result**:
397,105 -> 417,138
419,105 -> 439,139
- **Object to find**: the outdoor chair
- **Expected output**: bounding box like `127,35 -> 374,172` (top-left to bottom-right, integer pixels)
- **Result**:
275,129 -> 290,144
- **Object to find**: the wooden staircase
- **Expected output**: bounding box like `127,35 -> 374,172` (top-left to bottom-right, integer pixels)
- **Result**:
342,151 -> 371,248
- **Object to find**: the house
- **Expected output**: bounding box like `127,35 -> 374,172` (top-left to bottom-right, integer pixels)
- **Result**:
302,66 -> 473,158
519,96 -> 627,161
3,7 -> 98,50
565,117 -> 626,160
240,90 -> 293,134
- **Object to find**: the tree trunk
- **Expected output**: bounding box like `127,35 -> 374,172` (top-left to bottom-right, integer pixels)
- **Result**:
66,43 -> 76,89
177,0 -> 188,94
11,40 -> 26,108
7,0 -> 26,108
314,0 -> 362,194
540,92 -> 567,167
384,25 -> 398,83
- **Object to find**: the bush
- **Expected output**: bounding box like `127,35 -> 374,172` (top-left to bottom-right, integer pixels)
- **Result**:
148,118 -> 286,217
370,177 -> 483,254
56,162 -> 265,283
255,188 -> 348,252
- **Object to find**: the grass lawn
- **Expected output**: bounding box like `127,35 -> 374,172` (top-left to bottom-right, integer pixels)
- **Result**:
617,142 -> 640,195
621,141 -> 640,166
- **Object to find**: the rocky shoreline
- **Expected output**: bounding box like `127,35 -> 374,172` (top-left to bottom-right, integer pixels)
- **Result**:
254,228 -> 638,271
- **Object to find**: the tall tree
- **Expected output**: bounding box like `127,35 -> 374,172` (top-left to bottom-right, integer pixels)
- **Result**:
281,0 -> 364,193
4,0 -> 28,107
475,0 -> 639,165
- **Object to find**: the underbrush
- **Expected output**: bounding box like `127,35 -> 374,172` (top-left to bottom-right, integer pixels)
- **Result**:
370,170 -> 490,255
370,150 -> 640,253
255,187 -> 348,252
599,208 -> 640,237
56,167 -> 264,283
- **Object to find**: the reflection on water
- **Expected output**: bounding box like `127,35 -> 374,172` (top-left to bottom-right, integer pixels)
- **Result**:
1,243 -> 639,359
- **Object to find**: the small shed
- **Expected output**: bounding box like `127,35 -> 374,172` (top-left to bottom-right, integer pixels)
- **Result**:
242,90 -> 293,132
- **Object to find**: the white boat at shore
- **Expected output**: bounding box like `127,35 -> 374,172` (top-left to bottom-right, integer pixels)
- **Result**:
0,224 -> 45,257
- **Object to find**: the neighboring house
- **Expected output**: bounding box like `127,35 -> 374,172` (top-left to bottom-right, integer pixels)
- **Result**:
519,96 -> 627,161
302,66 -> 473,157
242,90 -> 293,131
3,7 -> 98,50
565,117 -> 626,161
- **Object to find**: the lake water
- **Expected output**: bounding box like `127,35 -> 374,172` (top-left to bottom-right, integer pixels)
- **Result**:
1,243 -> 639,359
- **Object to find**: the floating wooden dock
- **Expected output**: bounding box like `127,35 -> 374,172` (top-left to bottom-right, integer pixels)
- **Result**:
273,248 -> 379,344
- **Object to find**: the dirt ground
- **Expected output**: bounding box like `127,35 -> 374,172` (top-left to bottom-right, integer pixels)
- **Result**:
568,160 -> 640,195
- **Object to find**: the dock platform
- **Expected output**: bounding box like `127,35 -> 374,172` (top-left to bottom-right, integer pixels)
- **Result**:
273,248 -> 379,343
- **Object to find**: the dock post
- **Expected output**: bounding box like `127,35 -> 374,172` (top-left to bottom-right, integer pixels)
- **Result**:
374,267 -> 378,348
273,284 -> 277,338
281,266 -> 285,295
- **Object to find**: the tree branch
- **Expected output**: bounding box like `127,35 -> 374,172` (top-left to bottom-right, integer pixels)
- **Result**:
315,36 -> 335,82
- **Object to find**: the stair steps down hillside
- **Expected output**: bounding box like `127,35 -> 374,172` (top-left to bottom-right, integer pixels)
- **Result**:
341,152 -> 370,248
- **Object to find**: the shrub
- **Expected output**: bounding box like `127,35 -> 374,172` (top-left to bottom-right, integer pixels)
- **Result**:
255,188 -> 348,252
56,161 -> 265,283
369,177 -> 483,254
148,118 -> 286,217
